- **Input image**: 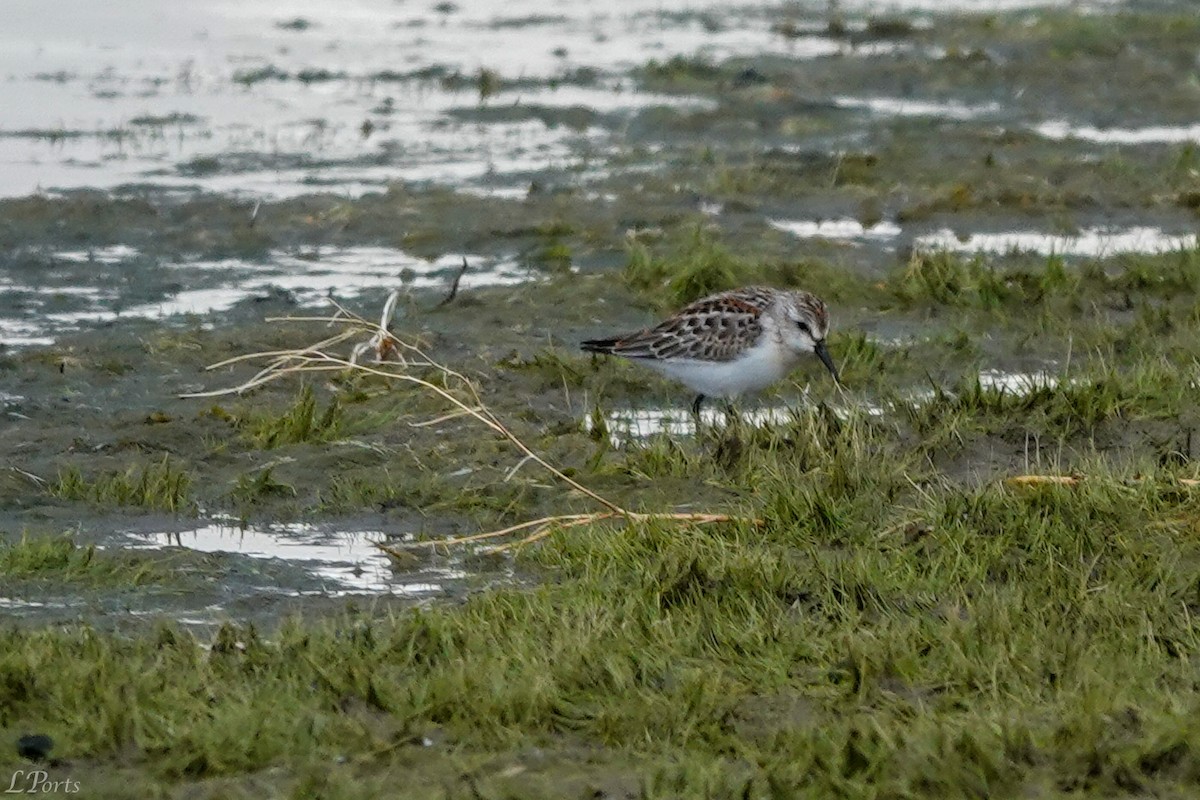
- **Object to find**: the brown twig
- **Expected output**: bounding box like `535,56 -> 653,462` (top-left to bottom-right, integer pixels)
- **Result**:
435,257 -> 469,308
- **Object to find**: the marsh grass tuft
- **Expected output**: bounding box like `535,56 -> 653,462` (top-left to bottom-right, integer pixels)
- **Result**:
901,361 -> 1189,437
231,467 -> 296,505
0,534 -> 96,577
241,384 -> 342,448
899,250 -> 1010,307
830,330 -> 892,384
895,245 -> 1200,313
497,347 -> 587,388
51,456 -> 192,512
624,225 -> 752,308
639,55 -> 725,88
0,534 -> 168,585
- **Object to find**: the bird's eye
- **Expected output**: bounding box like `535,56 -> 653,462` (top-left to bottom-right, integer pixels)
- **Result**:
796,321 -> 811,336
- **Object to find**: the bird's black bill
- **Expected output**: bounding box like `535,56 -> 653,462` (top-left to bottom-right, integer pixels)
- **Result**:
814,340 -> 840,384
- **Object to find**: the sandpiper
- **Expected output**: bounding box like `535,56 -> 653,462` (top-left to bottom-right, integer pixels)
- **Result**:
582,286 -> 839,415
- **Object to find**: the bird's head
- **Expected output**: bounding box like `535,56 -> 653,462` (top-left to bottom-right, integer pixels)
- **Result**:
781,291 -> 839,384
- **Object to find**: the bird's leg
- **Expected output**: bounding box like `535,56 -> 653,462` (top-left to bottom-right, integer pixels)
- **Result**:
691,394 -> 706,418
711,399 -> 744,469
721,399 -> 744,437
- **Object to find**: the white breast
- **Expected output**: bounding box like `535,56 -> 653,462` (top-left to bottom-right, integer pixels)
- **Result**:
643,337 -> 797,399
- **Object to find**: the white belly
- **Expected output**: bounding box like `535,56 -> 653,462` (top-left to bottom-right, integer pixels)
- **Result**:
640,341 -> 796,399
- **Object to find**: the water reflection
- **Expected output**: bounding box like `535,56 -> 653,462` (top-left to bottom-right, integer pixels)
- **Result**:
0,0 -> 921,198
1035,120 -> 1200,145
770,217 -> 901,243
131,518 -> 465,596
914,227 -> 1198,257
1,246 -> 533,347
586,370 -> 1062,445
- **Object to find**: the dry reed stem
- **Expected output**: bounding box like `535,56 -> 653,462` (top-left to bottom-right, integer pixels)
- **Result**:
1006,475 -> 1080,487
482,512 -> 742,553
182,292 -> 755,553
1007,475 -> 1200,488
380,510 -> 747,556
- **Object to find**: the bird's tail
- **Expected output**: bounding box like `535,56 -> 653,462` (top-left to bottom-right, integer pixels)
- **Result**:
580,337 -> 621,355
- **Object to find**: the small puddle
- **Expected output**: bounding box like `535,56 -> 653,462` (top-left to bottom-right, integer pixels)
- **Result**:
2,516 -> 518,629
0,1 -> 925,199
130,519 -> 472,597
587,405 -> 799,446
0,597 -> 54,610
1,246 -> 535,347
0,319 -> 55,348
977,369 -> 1059,392
833,96 -> 1001,120
770,217 -> 901,244
914,226 -> 1198,257
585,370 -> 1060,445
50,244 -> 140,264
1034,120 -> 1200,145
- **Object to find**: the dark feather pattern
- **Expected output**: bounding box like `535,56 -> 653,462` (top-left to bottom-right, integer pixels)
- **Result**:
582,286 -> 821,363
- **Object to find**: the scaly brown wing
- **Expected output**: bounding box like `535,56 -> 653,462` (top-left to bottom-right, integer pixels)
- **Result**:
585,287 -> 776,362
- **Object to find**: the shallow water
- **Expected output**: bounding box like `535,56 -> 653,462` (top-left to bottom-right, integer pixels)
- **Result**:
0,512 -> 514,629
1034,120 -> 1200,145
771,219 -> 1200,259
0,0 -> 930,200
128,518 -> 462,596
0,246 -> 531,346
585,369 -> 1060,445
914,227 -> 1199,258
770,217 -> 903,245
0,0 -> 1132,200
833,96 -> 1001,120
587,405 -> 798,445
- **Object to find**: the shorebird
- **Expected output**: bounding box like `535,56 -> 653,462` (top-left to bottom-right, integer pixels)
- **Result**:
582,286 -> 839,415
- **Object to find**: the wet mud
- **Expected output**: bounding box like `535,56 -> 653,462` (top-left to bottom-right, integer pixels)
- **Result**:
4,0 -> 1200,621
5,1 -> 1200,795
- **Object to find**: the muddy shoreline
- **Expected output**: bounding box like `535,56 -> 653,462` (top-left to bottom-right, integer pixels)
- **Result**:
6,1 -> 1200,796
4,0 -> 1200,634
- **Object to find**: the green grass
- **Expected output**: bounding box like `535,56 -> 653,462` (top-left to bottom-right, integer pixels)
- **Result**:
533,240 -> 573,271
497,346 -> 588,388
240,384 -> 342,448
50,456 -> 193,512
622,227 -> 1200,324
12,7 -> 1200,790
230,467 -> 297,506
0,534 -> 170,585
638,55 -> 726,89
12,264 -> 1200,795
6,442 -> 1200,795
624,224 -> 759,308
946,362 -> 1184,432
897,250 -> 1013,308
